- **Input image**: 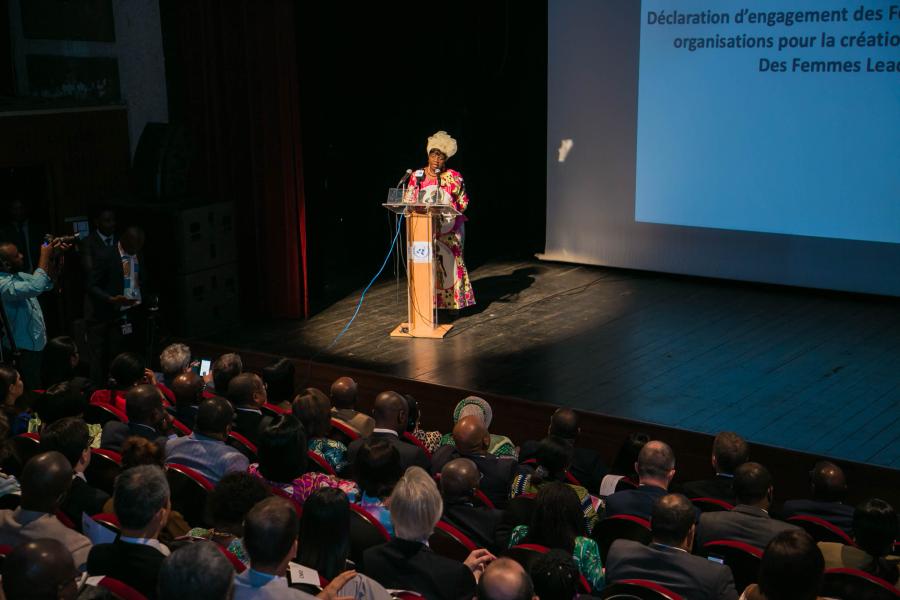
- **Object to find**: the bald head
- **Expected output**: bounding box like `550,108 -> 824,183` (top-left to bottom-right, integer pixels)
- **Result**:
2,539 -> 78,600
651,493 -> 697,549
636,440 -> 676,487
477,558 -> 536,600
125,383 -> 164,425
172,371 -> 203,407
372,390 -> 407,433
441,458 -> 480,500
21,451 -> 73,512
811,461 -> 847,502
330,376 -> 358,409
453,415 -> 489,455
549,407 -> 579,440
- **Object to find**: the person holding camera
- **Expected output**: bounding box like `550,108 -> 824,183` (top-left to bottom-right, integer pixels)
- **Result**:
0,237 -> 70,390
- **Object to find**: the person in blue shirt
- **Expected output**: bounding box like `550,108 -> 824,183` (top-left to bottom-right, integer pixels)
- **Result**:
0,238 -> 69,390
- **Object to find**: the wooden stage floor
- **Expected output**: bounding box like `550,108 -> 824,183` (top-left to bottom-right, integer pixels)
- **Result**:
203,260 -> 900,470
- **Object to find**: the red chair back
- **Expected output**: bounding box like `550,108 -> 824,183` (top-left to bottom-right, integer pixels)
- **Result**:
822,568 -> 900,600
165,463 -> 214,527
170,417 -> 191,436
599,580 -> 685,600
429,520 -> 477,562
473,488 -> 496,510
156,383 -> 176,406
306,450 -> 336,476
96,576 -> 149,600
13,432 -> 42,469
690,497 -> 735,512
217,545 -> 247,573
90,512 -> 121,536
786,515 -> 855,546
85,402 -> 129,426
349,504 -> 390,566
261,402 -> 290,418
402,431 -> 432,458
616,476 -> 639,492
505,543 -> 591,593
55,509 -> 76,530
89,389 -> 127,412
227,431 -> 258,461
85,448 -> 123,495
329,418 -> 360,444
699,540 -> 763,593
269,485 -> 304,518
592,514 -> 652,563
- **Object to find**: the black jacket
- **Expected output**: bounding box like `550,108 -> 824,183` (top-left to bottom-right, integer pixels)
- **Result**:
518,438 -> 608,494
441,497 -> 505,554
779,499 -> 855,535
87,540 -> 168,600
362,538 -> 475,600
679,475 -> 737,504
431,446 -> 525,510
61,476 -> 110,531
347,431 -> 431,475
100,421 -> 167,454
232,407 -> 272,447
84,237 -> 147,322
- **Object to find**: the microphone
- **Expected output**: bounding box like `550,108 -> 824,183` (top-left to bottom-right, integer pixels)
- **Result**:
396,169 -> 413,187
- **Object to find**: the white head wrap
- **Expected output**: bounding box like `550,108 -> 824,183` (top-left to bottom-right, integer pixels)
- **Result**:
426,130 -> 457,159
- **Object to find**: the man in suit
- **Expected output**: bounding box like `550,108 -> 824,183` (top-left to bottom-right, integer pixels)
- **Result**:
477,558 -> 537,600
40,416 -> 110,530
80,205 -> 118,275
84,225 -> 148,384
227,372 -> 272,446
431,416 -> 524,509
680,431 -> 749,505
605,440 -> 676,521
606,493 -> 738,600
696,462 -> 800,551
101,384 -> 172,452
347,391 -> 430,474
1,539 -> 82,600
780,460 -> 854,535
518,408 -> 607,493
440,458 -> 504,553
0,451 -> 93,570
331,376 -> 375,437
87,465 -> 171,598
165,396 -> 249,485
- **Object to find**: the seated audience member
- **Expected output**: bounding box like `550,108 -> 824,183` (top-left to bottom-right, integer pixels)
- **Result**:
510,435 -> 598,533
363,467 -> 495,600
40,416 -> 109,528
439,396 -> 516,457
598,432 -> 650,497
347,391 -> 430,473
604,440 -> 676,521
294,387 -> 349,473
1,539 -> 81,600
606,493 -> 737,600
507,482 -> 604,591
262,357 -> 296,411
169,371 -> 204,430
100,384 -> 171,452
681,431 -> 749,505
42,335 -> 91,391
741,530 -> 827,600
248,414 -> 358,505
519,407 -> 607,493
0,364 -> 29,435
101,437 -> 190,543
227,372 -> 271,445
87,465 -> 172,599
355,438 -> 402,536
298,487 -> 354,580
330,375 -> 375,437
696,462 -> 799,551
235,496 -> 362,600
210,352 -> 242,395
100,352 -> 149,411
477,557 -> 538,600
165,395 -> 248,484
431,416 -> 523,509
32,380 -> 91,429
185,471 -> 270,565
440,457 -> 504,553
780,460 -> 853,535
818,498 -> 899,588
0,451 -> 92,569
529,549 -> 579,600
157,342 -> 192,391
158,541 -> 236,600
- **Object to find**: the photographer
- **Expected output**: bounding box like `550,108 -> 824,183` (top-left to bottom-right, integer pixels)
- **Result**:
0,238 -> 70,389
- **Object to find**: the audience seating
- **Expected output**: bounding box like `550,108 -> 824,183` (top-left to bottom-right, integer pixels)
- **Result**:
349,503 -> 390,567
329,418 -> 360,444
473,488 -> 496,510
786,514 -> 855,546
504,543 -> 592,593
616,477 -> 639,492
170,418 -> 192,436
55,509 -> 76,530
599,580 -> 685,600
306,450 -> 336,476
821,568 -> 900,600
12,432 -> 42,469
402,431 -> 432,458
269,485 -> 304,518
85,448 -> 123,495
593,514 -> 652,563
0,544 -> 12,569
85,402 -> 129,426
698,540 -> 763,593
261,402 -> 290,418
96,576 -> 149,600
428,520 -> 477,562
226,431 -> 258,461
690,497 -> 734,512
165,463 -> 214,527
216,545 -> 247,573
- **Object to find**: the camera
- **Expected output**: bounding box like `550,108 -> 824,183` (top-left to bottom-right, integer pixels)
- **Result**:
42,233 -> 81,245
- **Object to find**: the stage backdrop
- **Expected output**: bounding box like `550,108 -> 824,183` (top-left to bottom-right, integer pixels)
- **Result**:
544,0 -> 900,296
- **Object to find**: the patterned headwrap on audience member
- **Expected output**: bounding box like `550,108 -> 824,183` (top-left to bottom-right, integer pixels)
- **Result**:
426,130 -> 457,158
452,396 -> 492,429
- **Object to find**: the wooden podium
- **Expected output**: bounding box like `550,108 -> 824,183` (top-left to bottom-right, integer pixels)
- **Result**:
384,188 -> 460,339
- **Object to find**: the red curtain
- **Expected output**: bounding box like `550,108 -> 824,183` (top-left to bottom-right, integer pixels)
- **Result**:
166,0 -> 308,318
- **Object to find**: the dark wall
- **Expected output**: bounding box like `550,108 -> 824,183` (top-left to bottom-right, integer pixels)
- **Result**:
296,1 -> 548,312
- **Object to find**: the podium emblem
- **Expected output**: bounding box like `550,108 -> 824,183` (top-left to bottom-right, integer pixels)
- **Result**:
411,241 -> 432,263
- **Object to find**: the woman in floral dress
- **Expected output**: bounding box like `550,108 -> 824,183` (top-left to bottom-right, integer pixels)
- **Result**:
404,130 -> 475,310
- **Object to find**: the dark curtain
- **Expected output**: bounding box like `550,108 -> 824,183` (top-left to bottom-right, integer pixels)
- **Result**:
162,0 -> 308,318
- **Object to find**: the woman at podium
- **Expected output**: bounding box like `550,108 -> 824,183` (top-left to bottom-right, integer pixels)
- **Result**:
404,130 -> 475,311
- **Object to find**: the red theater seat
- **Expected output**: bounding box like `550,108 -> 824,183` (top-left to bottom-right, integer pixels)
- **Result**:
329,418 -> 361,444
786,515 -> 854,546
699,540 -> 763,593
85,448 -> 123,495
822,568 -> 900,600
593,514 -> 652,563
166,463 -> 214,527
227,431 -> 258,461
429,520 -> 477,562
690,497 -> 735,512
349,503 -> 390,566
599,580 -> 685,600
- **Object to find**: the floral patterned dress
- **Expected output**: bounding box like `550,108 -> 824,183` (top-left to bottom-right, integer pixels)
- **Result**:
404,169 -> 475,309
509,525 -> 605,592
247,463 -> 359,505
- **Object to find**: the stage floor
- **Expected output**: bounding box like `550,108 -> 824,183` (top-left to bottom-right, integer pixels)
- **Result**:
205,260 -> 900,469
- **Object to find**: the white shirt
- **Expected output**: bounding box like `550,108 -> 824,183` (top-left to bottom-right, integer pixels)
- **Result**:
118,536 -> 171,556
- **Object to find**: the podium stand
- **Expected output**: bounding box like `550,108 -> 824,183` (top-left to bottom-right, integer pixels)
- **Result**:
384,187 -> 460,339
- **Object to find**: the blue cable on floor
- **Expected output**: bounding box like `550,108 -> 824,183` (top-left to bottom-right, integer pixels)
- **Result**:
325,213 -> 405,350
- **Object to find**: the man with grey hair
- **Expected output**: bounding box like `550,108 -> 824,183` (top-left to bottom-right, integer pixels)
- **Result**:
158,541 -> 235,600
605,440 -> 677,521
158,342 -> 191,388
87,465 -> 171,598
211,352 -> 243,394
363,467 -> 495,599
